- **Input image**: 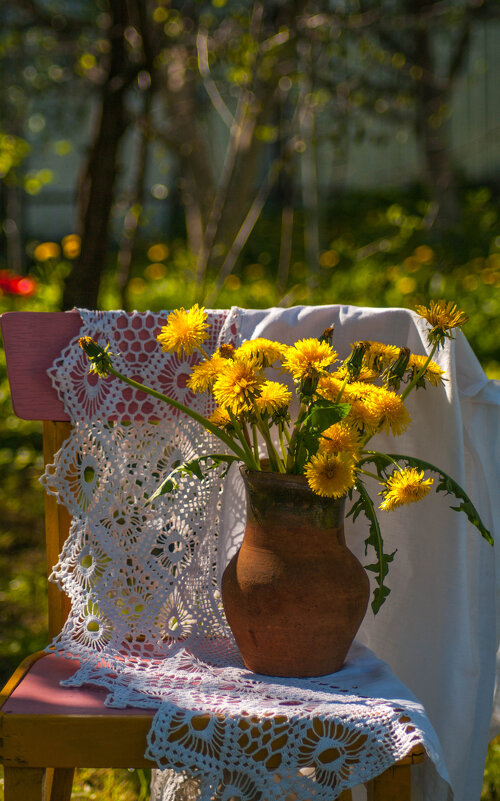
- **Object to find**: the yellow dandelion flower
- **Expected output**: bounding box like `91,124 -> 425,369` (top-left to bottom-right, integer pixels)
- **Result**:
415,300 -> 468,346
408,354 -> 446,387
362,341 -> 400,372
213,361 -> 263,415
316,374 -> 345,401
207,407 -> 233,429
343,382 -> 381,427
379,467 -> 434,511
343,396 -> 380,434
304,452 -> 356,498
255,380 -> 292,415
157,304 -> 209,356
335,364 -> 379,383
318,422 -> 361,455
187,352 -> 228,393
235,338 -> 285,368
364,386 -> 411,436
282,339 -> 338,381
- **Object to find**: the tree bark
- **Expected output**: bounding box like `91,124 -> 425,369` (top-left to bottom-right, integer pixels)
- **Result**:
412,0 -> 461,230
62,0 -> 132,310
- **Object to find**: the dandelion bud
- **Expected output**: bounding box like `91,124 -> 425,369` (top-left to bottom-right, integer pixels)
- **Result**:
78,337 -> 113,377
344,341 -> 367,381
319,324 -> 335,345
219,343 -> 236,360
384,347 -> 411,391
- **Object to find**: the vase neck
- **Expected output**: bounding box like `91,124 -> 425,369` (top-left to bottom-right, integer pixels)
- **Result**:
241,468 -> 346,551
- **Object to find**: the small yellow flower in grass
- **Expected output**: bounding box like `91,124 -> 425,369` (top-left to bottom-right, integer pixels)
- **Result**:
319,422 -> 361,455
235,338 -> 285,368
408,354 -> 446,387
157,304 -> 209,356
364,385 -> 411,436
213,361 -> 263,415
379,467 -> 434,510
304,452 -> 357,498
187,352 -> 228,393
255,380 -> 292,415
282,339 -> 338,382
415,300 -> 468,347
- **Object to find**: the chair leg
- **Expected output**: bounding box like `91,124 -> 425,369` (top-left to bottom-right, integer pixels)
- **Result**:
3,766 -> 46,801
366,763 -> 411,801
46,767 -> 75,801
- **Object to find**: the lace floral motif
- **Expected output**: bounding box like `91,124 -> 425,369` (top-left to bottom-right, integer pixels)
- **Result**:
44,309 -> 440,801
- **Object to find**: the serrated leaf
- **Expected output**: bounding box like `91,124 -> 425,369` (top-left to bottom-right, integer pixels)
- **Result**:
362,451 -> 493,546
302,401 -> 350,434
294,401 -> 351,472
349,478 -> 395,614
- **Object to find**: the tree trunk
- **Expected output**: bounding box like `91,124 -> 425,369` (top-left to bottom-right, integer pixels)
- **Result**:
413,1 -> 461,230
62,1 -> 131,310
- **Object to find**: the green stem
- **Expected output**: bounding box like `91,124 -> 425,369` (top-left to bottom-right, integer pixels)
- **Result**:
253,405 -> 284,472
278,423 -> 288,463
252,423 -> 260,463
335,373 -> 350,403
358,468 -> 382,482
228,410 -> 260,470
198,345 -> 212,361
285,400 -> 308,471
360,449 -> 403,473
400,343 -> 438,401
108,365 -> 248,461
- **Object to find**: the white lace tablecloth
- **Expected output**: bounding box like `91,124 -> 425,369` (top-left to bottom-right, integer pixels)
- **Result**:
42,308 -> 454,800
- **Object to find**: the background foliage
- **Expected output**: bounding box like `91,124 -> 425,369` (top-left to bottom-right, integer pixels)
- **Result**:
1,0 -> 499,798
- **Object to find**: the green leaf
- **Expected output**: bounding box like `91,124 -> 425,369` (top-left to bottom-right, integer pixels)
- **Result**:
148,454 -> 239,503
347,478 -> 396,613
302,401 -> 350,434
362,451 -> 493,546
293,401 -> 351,472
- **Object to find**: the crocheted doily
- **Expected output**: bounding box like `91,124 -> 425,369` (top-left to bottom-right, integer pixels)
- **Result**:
42,308 -> 443,801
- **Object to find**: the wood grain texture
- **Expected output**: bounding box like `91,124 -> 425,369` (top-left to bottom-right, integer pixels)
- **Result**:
366,762 -> 411,801
2,766 -> 46,801
2,714 -> 155,767
43,421 -> 73,637
45,767 -> 74,801
0,311 -> 82,421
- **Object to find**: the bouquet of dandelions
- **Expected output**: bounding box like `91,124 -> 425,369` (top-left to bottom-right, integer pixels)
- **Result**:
79,300 -> 492,612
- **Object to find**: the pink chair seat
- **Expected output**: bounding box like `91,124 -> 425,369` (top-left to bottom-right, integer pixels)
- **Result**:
3,654 -> 155,716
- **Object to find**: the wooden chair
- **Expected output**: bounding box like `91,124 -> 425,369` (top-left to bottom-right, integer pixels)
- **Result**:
0,310 -> 425,801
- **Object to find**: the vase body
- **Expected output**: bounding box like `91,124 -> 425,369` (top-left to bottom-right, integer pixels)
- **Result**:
221,468 -> 370,677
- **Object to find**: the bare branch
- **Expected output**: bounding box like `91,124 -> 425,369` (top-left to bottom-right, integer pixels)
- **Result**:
203,160 -> 281,306
196,28 -> 234,128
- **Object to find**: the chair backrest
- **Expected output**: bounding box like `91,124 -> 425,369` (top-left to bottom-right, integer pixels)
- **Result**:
1,311 -> 84,637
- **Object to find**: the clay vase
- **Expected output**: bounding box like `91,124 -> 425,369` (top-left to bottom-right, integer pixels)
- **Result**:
221,467 -> 370,677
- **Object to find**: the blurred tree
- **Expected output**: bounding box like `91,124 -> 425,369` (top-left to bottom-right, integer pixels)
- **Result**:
352,0 -> 500,230
0,0 -> 498,308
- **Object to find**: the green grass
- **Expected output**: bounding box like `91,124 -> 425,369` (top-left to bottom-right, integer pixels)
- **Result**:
0,767 -> 151,800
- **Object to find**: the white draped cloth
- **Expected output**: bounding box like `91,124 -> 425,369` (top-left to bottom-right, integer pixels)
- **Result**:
43,305 -> 500,801
230,304 -> 500,801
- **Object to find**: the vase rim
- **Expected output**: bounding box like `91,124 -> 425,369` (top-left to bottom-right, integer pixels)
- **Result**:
239,464 -> 347,504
